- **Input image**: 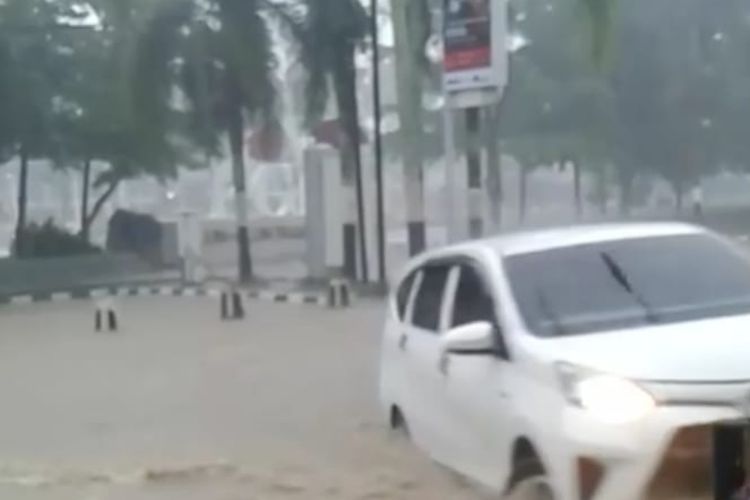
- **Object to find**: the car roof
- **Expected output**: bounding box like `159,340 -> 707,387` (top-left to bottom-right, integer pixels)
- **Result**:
408,223 -> 707,270
492,222 -> 706,256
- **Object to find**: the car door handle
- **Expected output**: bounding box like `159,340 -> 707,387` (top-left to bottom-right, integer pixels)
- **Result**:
398,334 -> 409,352
438,352 -> 451,376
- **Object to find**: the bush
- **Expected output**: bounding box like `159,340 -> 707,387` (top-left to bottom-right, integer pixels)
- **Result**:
14,220 -> 101,259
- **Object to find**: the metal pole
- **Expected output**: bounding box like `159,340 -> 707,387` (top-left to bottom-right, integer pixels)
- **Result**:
440,6 -> 461,244
466,107 -> 483,239
371,0 -> 387,286
351,88 -> 370,284
485,104 -> 503,232
443,96 -> 459,243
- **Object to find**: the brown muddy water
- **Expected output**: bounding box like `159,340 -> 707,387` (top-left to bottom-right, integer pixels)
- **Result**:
0,297 -> 491,499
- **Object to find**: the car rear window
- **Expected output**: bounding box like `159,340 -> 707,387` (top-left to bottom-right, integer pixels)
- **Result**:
504,233 -> 750,337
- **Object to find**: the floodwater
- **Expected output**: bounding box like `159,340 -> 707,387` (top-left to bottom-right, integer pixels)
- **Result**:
0,297 -> 490,499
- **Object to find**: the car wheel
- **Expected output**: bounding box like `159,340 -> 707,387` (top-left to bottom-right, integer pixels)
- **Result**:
506,458 -> 554,500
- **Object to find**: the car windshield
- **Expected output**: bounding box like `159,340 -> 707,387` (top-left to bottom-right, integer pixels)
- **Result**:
504,234 -> 750,337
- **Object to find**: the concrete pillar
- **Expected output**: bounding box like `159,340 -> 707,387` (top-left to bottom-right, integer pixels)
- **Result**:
392,0 -> 426,256
360,145 -> 381,284
304,145 -> 344,280
178,210 -> 204,283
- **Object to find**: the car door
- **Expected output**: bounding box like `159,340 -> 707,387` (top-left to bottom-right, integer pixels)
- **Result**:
380,269 -> 420,420
400,262 -> 458,463
439,262 -> 515,490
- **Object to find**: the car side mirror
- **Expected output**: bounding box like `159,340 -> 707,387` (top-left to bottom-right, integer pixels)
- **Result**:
442,322 -> 496,355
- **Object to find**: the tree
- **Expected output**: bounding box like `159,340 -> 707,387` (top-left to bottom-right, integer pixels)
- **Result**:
502,0 -> 614,218
133,0 -> 280,283
286,0 -> 371,279
502,0 -> 750,222
608,0 -> 737,213
581,0 -> 615,65
55,0 -> 185,242
0,35 -> 15,162
0,0 -> 84,256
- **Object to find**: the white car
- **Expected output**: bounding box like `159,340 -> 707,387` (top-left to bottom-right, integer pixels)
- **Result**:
379,223 -> 750,500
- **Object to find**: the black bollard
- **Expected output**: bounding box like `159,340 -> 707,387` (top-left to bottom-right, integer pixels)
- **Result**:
108,309 -> 118,332
327,284 -> 337,308
221,292 -> 230,320
232,291 -> 245,320
340,282 -> 351,308
220,288 -> 244,321
95,299 -> 118,333
328,280 -> 352,309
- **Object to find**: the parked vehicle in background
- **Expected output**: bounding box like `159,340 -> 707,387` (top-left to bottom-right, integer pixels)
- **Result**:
380,223 -> 750,500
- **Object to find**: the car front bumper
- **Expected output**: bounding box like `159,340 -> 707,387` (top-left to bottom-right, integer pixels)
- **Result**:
546,395 -> 750,500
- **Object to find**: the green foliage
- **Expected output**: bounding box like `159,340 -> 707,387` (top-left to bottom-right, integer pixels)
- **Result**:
15,220 -> 101,259
132,0 -> 278,154
0,37 -> 14,162
0,0 -> 194,245
581,0 -> 615,66
502,0 -> 613,172
288,0 -> 369,127
60,0 -> 188,180
0,0 -> 80,161
131,0 -> 288,281
503,0 -> 750,209
609,0 -> 746,194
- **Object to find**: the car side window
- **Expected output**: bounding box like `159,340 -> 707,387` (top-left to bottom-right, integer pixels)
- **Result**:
396,272 -> 417,320
452,264 -> 496,328
412,264 -> 451,332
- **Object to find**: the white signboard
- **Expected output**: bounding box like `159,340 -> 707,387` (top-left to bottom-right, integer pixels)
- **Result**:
443,0 -> 508,96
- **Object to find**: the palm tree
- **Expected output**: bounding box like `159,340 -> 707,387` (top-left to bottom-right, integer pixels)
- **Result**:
0,36 -> 14,163
283,0 -> 371,280
581,0 -> 615,65
132,0 -> 279,283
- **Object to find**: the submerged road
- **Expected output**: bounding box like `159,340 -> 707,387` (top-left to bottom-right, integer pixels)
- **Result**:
0,297 -> 489,499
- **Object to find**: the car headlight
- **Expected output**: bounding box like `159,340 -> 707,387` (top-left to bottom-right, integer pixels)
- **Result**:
556,363 -> 656,424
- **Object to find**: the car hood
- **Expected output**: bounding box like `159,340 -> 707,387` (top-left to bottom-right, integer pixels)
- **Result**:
546,314 -> 750,382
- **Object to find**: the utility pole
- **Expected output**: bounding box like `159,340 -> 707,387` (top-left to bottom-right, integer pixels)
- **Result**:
485,104 -> 503,233
466,107 -> 483,239
442,0 -> 508,242
392,0 -> 426,256
443,95 -> 461,243
370,0 -> 387,287
349,68 -> 370,284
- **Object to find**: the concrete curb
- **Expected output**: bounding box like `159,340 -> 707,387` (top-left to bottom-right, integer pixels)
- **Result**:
0,285 -> 327,308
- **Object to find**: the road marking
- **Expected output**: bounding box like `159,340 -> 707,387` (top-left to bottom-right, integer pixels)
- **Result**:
90,289 -> 110,299
10,295 -> 33,305
51,292 -> 73,302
